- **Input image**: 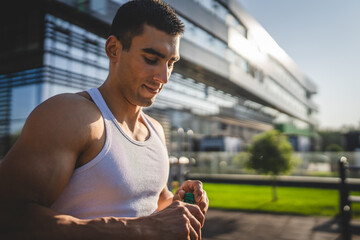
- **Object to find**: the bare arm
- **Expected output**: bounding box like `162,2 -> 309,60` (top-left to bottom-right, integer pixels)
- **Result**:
0,94 -> 204,239
157,186 -> 174,212
0,94 -> 141,239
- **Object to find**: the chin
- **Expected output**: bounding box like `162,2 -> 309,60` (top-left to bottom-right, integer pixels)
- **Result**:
134,93 -> 157,107
139,98 -> 155,107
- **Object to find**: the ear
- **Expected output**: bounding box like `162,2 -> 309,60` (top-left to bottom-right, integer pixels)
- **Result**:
105,35 -> 122,62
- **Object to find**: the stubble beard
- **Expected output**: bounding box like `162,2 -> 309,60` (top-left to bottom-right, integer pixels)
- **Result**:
133,92 -> 157,108
140,96 -> 156,107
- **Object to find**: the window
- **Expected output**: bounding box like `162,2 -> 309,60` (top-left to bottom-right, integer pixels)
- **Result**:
180,16 -> 227,59
43,14 -> 108,89
10,84 -> 40,134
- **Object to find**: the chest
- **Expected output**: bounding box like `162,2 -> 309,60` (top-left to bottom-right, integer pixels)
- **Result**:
97,125 -> 169,197
52,117 -> 170,218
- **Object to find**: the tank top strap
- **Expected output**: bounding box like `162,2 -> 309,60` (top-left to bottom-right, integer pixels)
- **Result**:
87,88 -> 114,120
87,88 -> 165,147
141,112 -> 166,145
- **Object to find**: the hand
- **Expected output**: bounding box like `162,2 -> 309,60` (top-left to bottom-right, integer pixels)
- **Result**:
146,200 -> 204,240
173,180 -> 209,215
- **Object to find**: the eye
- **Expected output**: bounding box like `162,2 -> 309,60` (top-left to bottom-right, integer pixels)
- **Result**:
144,57 -> 157,65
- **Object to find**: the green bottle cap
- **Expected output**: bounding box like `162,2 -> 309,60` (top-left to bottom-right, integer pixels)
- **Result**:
183,192 -> 195,204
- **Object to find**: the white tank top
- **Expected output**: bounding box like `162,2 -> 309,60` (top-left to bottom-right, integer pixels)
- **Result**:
51,88 -> 169,219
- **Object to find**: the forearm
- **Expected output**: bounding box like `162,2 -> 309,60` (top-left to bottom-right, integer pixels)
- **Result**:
1,202 -> 148,240
157,188 -> 174,212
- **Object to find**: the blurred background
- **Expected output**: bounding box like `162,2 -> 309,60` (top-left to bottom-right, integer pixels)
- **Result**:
0,0 -> 359,179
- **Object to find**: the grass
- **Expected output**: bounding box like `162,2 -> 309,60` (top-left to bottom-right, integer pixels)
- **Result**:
305,172 -> 338,177
203,183 -> 360,218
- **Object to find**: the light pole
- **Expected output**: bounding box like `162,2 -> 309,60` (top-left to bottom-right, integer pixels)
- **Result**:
186,129 -> 194,167
177,127 -> 185,185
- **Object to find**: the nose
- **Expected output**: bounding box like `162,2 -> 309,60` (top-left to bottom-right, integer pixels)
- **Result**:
153,64 -> 171,84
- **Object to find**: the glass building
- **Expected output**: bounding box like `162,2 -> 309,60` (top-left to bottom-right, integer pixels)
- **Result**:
0,0 -> 318,158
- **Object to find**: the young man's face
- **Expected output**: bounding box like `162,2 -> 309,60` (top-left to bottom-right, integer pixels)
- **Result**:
115,24 -> 181,107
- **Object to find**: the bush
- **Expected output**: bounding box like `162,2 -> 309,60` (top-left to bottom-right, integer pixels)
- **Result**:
325,144 -> 343,152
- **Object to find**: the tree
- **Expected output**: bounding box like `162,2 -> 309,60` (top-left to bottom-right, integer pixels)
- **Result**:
246,130 -> 294,201
325,143 -> 343,152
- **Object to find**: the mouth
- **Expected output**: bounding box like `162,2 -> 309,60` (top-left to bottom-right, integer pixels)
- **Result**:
143,84 -> 161,94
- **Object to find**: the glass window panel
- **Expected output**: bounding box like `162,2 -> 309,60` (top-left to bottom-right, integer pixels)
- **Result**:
69,46 -> 83,59
86,51 -> 97,62
86,32 -> 97,42
226,14 -> 246,37
99,69 -> 108,80
45,14 -> 53,22
111,0 -> 128,5
99,56 -> 109,68
71,24 -> 85,35
84,65 -> 96,78
90,0 -> 107,15
98,38 -> 106,46
44,38 -> 52,50
54,55 -> 68,70
60,19 -> 69,29
43,52 -> 51,66
55,40 -> 68,52
55,17 -> 62,26
179,16 -> 226,59
50,84 -> 82,96
10,84 -> 39,121
71,60 -> 83,75
10,119 -> 26,135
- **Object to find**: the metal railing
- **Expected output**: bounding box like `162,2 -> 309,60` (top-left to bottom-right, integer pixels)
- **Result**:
338,156 -> 360,240
188,151 -> 358,177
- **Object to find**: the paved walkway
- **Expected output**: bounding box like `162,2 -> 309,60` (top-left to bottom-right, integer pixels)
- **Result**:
202,209 -> 360,240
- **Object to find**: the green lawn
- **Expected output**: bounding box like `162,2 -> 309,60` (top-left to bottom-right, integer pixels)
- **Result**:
204,183 -> 360,218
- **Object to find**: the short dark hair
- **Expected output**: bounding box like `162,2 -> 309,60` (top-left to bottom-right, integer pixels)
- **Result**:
110,0 -> 184,51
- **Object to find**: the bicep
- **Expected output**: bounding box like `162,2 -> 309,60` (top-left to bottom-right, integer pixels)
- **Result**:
0,134 -> 74,209
0,99 -> 86,207
1,137 -> 76,206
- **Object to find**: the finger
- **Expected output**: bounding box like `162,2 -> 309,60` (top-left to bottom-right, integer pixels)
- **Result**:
186,203 -> 205,227
197,191 -> 209,215
189,181 -> 204,203
178,181 -> 203,201
180,180 -> 202,193
199,201 -> 208,215
174,187 -> 185,196
189,224 -> 200,240
194,189 -> 204,204
187,214 -> 201,240
173,189 -> 186,201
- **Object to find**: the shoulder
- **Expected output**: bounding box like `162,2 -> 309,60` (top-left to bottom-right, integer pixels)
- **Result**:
0,92 -> 104,206
33,91 -> 97,116
144,113 -> 166,144
21,92 -> 104,152
27,92 -> 101,131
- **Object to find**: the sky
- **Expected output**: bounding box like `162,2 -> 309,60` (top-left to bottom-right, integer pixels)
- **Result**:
237,0 -> 360,130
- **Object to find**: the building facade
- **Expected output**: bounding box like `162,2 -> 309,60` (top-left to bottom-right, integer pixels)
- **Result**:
0,0 -> 318,158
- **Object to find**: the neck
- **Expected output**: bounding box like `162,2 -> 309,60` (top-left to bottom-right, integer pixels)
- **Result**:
98,81 -> 142,131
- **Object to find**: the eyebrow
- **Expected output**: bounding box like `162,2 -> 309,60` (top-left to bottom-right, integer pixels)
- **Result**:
142,48 -> 180,61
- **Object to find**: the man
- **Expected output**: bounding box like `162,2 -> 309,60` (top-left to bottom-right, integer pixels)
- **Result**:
0,0 -> 209,239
